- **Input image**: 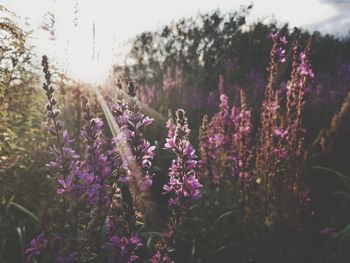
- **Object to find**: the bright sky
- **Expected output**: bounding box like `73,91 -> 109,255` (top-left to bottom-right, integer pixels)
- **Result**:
1,0 -> 345,83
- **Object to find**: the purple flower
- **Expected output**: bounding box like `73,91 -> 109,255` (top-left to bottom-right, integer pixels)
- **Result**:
202,91 -> 253,182
276,47 -> 286,63
219,94 -> 229,119
269,32 -> 279,41
164,137 -> 176,150
111,97 -> 156,191
183,174 -> 202,199
48,129 -> 82,203
56,176 -> 73,195
166,110 -> 176,138
298,52 -> 314,78
106,233 -> 143,263
25,233 -> 48,260
151,250 -> 174,263
269,32 -> 287,63
137,115 -> 153,129
208,134 -> 226,148
163,109 -> 202,206
48,130 -> 80,173
80,117 -> 113,205
274,128 -> 288,139
279,36 -> 287,45
269,32 -> 287,45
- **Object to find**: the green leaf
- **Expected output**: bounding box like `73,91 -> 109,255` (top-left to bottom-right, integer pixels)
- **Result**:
9,202 -> 40,223
210,210 -> 239,231
16,226 -> 25,263
209,242 -> 239,256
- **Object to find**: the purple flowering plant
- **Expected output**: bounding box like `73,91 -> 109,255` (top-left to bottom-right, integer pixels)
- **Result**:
22,28 -> 339,263
163,109 -> 202,206
26,56 -> 203,263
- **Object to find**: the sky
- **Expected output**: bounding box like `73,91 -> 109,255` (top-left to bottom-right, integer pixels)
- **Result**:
1,0 -> 348,83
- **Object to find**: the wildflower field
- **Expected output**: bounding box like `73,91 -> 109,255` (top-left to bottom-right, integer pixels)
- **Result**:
1,3 -> 350,263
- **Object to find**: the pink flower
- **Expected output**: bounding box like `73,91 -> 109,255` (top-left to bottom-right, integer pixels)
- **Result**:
163,109 -> 202,206
164,137 -> 177,150
279,36 -> 287,45
269,32 -> 279,41
298,52 -> 314,78
274,128 -> 288,139
239,172 -> 250,180
151,250 -> 174,263
56,176 -> 73,194
25,233 -> 48,260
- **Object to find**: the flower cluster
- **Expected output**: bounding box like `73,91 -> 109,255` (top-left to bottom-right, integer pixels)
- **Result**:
25,233 -> 48,261
163,109 -> 202,206
230,91 -> 253,181
199,91 -> 253,184
105,233 -> 143,263
206,94 -> 231,183
49,130 -> 80,176
269,32 -> 288,63
197,32 -> 313,229
111,82 -> 155,191
151,250 -> 174,263
80,96 -> 112,205
298,51 -> 314,78
256,33 -> 313,228
27,57 -> 131,262
51,96 -> 113,207
26,31 -> 318,262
